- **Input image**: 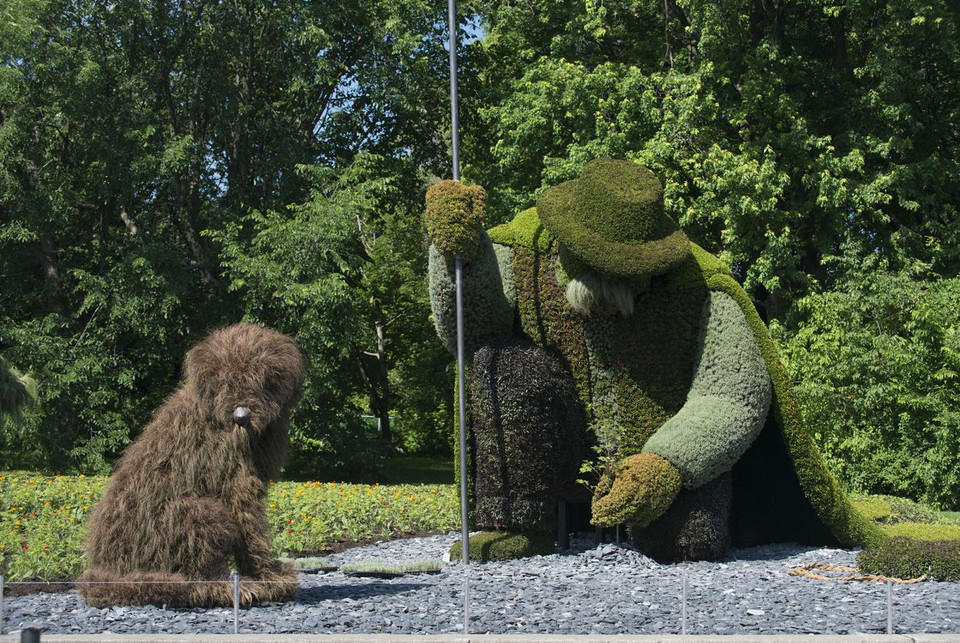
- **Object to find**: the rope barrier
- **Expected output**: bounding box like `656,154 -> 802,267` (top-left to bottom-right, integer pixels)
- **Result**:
788,562 -> 927,584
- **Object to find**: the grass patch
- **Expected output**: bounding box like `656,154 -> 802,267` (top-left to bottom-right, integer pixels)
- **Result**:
0,471 -> 458,582
278,555 -> 333,570
879,523 -> 960,541
340,558 -> 404,575
378,456 -> 454,485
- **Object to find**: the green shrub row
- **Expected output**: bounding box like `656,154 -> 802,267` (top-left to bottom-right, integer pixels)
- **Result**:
857,537 -> 960,582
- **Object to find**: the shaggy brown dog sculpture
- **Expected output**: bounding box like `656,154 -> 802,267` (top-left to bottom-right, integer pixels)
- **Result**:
79,323 -> 304,607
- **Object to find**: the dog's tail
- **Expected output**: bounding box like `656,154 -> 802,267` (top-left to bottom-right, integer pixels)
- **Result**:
78,566 -> 299,608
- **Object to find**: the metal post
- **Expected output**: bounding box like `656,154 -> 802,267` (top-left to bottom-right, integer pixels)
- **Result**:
0,574 -> 4,636
681,570 -> 687,635
448,0 -> 460,182
232,571 -> 240,635
20,627 -> 40,643
558,501 -> 569,551
886,580 -> 892,634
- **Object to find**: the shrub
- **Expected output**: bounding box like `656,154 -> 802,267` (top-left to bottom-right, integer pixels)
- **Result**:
448,530 -> 554,562
880,524 -> 960,541
850,496 -> 892,523
857,537 -> 960,582
778,268 -> 960,511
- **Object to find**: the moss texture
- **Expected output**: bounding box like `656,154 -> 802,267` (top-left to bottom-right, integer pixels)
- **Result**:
536,159 -> 691,280
488,207 -> 554,253
428,236 -> 516,357
469,339 -> 585,532
591,452 -> 681,528
632,473 -> 733,563
449,530 -> 555,562
425,180 -> 487,262
881,523 -> 960,541
642,292 -> 772,489
857,537 -> 960,581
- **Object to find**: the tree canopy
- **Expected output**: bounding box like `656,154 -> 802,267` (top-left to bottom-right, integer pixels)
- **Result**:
1,0 -> 958,504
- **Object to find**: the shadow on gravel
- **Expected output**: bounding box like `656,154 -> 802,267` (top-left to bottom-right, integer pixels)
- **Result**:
294,581 -> 432,605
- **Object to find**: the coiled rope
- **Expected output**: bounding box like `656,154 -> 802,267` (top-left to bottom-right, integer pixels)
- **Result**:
788,562 -> 927,584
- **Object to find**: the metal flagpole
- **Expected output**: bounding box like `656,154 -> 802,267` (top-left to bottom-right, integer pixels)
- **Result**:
448,0 -> 470,633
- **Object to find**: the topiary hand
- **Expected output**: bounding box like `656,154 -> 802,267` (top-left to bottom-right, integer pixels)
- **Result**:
591,452 -> 682,528
425,180 -> 487,262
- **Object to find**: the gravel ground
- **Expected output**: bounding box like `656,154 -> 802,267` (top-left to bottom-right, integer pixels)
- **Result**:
3,533 -> 959,637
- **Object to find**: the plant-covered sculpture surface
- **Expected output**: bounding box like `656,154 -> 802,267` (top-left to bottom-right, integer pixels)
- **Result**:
427,158 -> 884,562
79,323 -> 305,607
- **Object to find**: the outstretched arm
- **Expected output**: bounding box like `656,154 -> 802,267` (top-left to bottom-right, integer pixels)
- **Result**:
642,291 -> 772,488
592,291 -> 772,528
426,181 -> 516,356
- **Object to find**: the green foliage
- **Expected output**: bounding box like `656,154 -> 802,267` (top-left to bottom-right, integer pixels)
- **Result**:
464,0 -> 960,320
778,260 -> 960,510
1,0 -> 462,471
880,523 -> 960,542
850,497 -> 893,524
857,537 -> 960,582
469,340 -> 585,532
591,452 -> 681,528
425,181 -> 487,262
448,530 -> 554,562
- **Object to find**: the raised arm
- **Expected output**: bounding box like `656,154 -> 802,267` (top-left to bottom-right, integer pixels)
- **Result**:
426,181 -> 516,357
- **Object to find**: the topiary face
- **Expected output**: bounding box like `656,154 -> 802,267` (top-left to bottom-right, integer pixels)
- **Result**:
184,323 -> 304,435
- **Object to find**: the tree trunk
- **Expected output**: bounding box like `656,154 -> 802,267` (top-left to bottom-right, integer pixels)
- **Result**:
375,320 -> 391,443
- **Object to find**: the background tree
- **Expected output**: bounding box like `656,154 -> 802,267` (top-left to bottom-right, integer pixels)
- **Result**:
0,0 -> 461,474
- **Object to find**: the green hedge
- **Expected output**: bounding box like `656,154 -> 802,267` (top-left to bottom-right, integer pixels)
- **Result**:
857,537 -> 960,582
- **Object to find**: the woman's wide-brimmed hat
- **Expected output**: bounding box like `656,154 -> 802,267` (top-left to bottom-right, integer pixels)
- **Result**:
537,159 -> 690,278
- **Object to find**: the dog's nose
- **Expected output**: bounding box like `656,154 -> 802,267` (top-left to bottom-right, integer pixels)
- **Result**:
232,406 -> 251,427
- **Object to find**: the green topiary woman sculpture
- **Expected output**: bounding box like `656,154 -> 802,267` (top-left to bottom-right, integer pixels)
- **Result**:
426,158 -> 883,562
